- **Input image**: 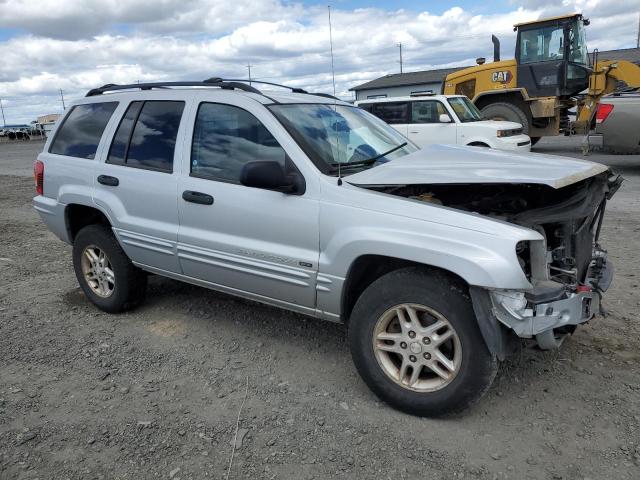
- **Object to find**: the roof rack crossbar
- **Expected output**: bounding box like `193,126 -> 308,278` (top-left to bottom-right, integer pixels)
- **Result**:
218,78 -> 309,94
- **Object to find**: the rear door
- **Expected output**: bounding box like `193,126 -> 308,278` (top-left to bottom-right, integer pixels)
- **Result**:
93,99 -> 187,273
407,100 -> 457,147
370,102 -> 409,137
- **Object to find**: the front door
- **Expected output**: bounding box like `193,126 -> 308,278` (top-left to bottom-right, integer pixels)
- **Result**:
177,101 -> 319,308
407,100 -> 457,147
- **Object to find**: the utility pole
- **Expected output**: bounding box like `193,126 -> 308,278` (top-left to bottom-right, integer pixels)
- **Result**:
397,42 -> 403,74
247,63 -> 252,85
0,98 -> 6,127
59,89 -> 66,111
637,12 -> 639,49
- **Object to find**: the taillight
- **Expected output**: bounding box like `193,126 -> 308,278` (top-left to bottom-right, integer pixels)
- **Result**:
34,160 -> 44,195
595,103 -> 614,124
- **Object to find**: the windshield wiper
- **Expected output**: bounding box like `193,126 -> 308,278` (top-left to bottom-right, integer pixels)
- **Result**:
329,142 -> 408,172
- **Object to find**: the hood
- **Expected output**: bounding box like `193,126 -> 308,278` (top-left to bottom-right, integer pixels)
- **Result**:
347,144 -> 608,189
462,120 -> 523,130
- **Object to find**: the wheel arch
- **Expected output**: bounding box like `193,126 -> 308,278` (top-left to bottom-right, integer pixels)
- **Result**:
472,89 -> 530,111
340,255 -> 469,325
65,203 -> 113,243
340,255 -> 516,360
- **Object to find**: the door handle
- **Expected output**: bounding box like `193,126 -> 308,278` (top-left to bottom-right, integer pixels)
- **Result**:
182,190 -> 214,205
97,175 -> 119,186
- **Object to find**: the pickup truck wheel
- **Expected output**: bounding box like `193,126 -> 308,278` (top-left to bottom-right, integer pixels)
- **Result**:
348,267 -> 497,417
72,224 -> 147,313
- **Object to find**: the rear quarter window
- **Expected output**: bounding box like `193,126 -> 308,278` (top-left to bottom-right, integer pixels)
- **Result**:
49,102 -> 118,159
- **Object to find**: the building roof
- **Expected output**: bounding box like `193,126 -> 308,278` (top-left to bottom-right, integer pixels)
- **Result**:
350,66 -> 465,92
596,47 -> 640,64
350,47 -> 640,92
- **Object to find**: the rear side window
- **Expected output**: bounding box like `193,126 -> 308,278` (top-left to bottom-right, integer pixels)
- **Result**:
411,101 -> 451,124
49,102 -> 118,159
190,103 -> 286,183
107,101 -> 184,173
371,102 -> 409,124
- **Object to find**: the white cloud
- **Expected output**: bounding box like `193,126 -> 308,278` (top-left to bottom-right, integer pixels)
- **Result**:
0,0 -> 638,123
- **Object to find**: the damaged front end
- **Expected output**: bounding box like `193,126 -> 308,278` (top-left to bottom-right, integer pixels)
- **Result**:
371,171 -> 622,352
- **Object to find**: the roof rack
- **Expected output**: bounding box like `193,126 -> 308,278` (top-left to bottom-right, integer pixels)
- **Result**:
85,77 -> 342,102
85,78 -> 262,97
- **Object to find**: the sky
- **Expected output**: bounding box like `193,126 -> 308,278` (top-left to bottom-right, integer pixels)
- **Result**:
0,0 -> 639,124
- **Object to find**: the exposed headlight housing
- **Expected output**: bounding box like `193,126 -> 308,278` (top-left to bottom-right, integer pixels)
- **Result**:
497,128 -> 523,137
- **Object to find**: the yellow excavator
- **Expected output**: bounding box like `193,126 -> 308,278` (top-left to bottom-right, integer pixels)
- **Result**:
443,13 -> 640,145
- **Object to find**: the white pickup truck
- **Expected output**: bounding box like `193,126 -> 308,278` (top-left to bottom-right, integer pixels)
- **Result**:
357,94 -> 532,151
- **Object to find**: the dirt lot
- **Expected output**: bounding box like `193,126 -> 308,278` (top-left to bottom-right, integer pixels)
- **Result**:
1,139 -> 639,480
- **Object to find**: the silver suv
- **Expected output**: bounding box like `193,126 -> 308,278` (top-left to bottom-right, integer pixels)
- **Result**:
33,78 -> 619,416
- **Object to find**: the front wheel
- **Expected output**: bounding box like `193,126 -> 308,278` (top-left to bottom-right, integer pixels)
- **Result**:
348,267 -> 497,417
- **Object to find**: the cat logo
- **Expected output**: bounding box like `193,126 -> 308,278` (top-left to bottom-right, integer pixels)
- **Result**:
491,71 -> 512,83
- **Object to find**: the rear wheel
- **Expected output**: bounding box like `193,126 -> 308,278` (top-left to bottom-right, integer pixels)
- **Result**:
348,267 -> 497,417
73,224 -> 147,313
481,102 -> 530,134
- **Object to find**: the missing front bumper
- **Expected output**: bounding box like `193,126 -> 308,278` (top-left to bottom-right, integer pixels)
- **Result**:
488,258 -> 613,350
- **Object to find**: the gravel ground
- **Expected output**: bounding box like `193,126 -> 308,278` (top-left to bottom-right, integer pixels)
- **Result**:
1,139 -> 639,480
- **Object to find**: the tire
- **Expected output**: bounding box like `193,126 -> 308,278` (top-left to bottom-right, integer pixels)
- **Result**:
348,267 -> 497,417
72,224 -> 147,313
530,136 -> 541,146
481,102 -> 530,135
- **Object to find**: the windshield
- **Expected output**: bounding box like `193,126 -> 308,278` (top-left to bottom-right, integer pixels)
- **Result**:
269,104 -> 417,175
447,97 -> 483,122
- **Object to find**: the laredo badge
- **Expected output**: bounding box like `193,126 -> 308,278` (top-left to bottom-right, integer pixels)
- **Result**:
491,71 -> 512,83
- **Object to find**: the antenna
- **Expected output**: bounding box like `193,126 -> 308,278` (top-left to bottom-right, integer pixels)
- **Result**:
328,5 -> 342,185
328,5 -> 337,98
247,63 -> 253,85
397,42 -> 403,73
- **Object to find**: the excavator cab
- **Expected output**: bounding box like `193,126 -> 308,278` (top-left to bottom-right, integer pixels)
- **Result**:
515,14 -> 591,98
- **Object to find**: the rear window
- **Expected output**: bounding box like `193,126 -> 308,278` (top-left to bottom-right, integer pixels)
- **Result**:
107,101 -> 185,173
49,102 -> 118,159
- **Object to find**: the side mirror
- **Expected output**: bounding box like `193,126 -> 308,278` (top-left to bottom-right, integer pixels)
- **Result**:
439,114 -> 452,123
240,161 -> 305,195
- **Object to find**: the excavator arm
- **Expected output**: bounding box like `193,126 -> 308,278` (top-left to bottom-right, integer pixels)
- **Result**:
576,60 -> 640,131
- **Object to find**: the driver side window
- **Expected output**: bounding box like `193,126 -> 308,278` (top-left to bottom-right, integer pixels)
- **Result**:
191,103 -> 286,183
